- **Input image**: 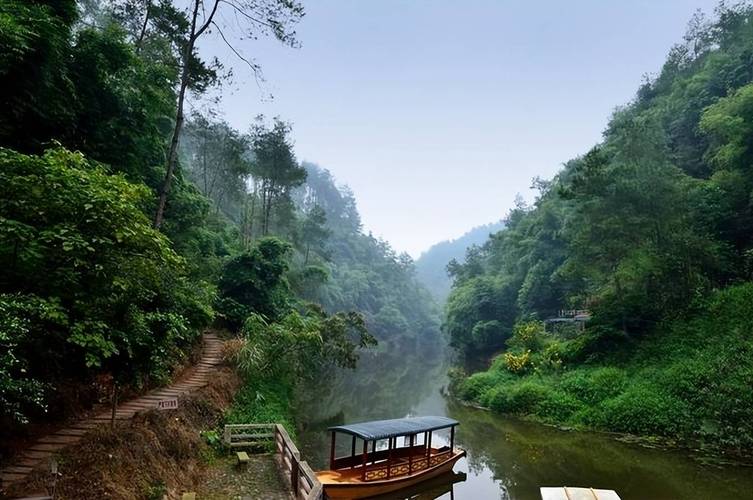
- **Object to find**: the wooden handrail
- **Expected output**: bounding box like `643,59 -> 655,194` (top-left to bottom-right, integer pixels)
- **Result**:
361,448 -> 453,482
224,423 -> 323,500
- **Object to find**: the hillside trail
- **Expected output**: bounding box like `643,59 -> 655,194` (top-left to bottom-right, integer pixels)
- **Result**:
0,332 -> 223,492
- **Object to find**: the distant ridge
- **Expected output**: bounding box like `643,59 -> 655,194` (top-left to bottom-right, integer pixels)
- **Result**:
415,220 -> 505,304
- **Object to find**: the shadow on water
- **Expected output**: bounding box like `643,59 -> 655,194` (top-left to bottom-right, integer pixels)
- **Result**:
366,472 -> 467,500
297,338 -> 753,500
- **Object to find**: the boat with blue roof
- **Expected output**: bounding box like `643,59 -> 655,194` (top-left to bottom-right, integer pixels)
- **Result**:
316,416 -> 466,499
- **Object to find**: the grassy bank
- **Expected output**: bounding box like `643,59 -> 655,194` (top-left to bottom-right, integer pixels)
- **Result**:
452,284 -> 753,456
224,375 -> 297,441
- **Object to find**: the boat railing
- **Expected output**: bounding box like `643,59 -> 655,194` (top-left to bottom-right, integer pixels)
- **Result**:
363,448 -> 453,482
332,443 -> 426,470
223,423 -> 323,500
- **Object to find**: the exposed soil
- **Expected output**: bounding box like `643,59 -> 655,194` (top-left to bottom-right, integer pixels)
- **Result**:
2,367 -> 241,500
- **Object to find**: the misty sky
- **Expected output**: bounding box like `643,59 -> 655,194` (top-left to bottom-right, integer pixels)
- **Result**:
201,0 -> 719,257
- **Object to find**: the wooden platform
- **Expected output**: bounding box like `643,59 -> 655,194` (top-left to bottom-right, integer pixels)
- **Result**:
540,486 -> 621,500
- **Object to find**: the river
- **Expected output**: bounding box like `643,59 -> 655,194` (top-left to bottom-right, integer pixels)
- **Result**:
297,341 -> 753,500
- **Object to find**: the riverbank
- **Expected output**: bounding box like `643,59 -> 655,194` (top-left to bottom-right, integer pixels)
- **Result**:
294,336 -> 753,499
450,284 -> 753,460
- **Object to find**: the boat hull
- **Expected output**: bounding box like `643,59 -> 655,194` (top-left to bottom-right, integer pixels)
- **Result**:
317,450 -> 466,499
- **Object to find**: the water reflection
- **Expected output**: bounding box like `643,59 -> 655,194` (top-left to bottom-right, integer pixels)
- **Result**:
298,340 -> 753,500
367,472 -> 467,500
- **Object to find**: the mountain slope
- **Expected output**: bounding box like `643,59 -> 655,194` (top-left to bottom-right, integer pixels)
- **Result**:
415,221 -> 505,303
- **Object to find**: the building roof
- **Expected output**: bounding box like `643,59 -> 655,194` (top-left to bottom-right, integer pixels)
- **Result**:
329,416 -> 459,441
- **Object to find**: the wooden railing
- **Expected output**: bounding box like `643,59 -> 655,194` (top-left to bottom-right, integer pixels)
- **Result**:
363,449 -> 453,482
224,423 -> 323,500
331,444 -> 427,470
224,423 -> 276,448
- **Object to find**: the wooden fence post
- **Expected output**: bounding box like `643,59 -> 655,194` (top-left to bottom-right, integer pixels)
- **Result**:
291,456 -> 299,497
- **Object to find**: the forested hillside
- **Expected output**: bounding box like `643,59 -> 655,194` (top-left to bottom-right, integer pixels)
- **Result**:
448,3 -> 753,454
415,221 -> 505,303
0,0 -> 437,455
295,163 -> 441,349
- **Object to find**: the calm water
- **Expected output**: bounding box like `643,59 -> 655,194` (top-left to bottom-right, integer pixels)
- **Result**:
297,342 -> 753,500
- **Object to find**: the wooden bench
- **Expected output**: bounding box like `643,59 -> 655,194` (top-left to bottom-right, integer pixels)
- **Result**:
181,493 -> 196,500
236,451 -> 250,466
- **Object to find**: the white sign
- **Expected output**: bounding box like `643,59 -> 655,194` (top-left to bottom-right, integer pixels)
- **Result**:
157,397 -> 178,410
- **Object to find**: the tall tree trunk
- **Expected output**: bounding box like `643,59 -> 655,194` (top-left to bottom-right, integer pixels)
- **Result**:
248,180 -> 258,247
154,0 -> 219,228
135,0 -> 152,52
261,180 -> 270,235
202,138 -> 209,195
154,72 -> 190,228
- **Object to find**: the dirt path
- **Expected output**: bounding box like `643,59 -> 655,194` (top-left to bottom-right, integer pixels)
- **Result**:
197,454 -> 293,500
0,332 -> 223,490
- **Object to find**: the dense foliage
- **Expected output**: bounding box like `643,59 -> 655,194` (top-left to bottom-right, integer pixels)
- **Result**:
295,163 -> 442,353
448,3 -> 753,453
0,148 -> 212,421
0,0 -> 440,447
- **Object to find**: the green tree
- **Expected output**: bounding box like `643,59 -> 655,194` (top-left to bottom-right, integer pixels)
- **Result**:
299,204 -> 331,265
0,0 -> 78,152
181,113 -> 252,218
151,0 -> 304,228
0,147 -> 211,423
249,117 -> 307,236
217,237 -> 293,329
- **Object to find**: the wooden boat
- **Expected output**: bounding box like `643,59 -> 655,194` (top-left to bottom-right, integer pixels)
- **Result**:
316,416 -> 466,499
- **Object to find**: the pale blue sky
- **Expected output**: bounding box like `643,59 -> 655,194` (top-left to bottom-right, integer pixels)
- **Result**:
201,0 -> 719,257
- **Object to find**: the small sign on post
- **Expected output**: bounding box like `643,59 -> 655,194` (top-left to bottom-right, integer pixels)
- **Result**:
157,397 -> 178,410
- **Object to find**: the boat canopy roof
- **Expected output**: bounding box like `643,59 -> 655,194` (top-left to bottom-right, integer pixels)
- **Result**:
328,416 -> 458,441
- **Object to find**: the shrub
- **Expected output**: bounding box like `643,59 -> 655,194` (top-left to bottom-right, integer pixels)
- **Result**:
217,237 -> 293,329
538,341 -> 564,371
560,367 -> 627,405
506,381 -> 551,414
508,320 -> 548,351
486,386 -> 511,412
596,383 -> 690,436
504,350 -> 532,373
225,377 -> 296,441
460,371 -> 501,402
535,389 -> 583,422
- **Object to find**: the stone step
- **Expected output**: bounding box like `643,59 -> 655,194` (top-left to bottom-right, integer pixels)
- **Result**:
0,466 -> 32,474
16,457 -> 41,468
2,333 -> 222,489
21,451 -> 53,460
55,428 -> 88,436
0,472 -> 26,482
154,387 -> 184,393
71,422 -> 99,429
37,435 -> 81,445
118,402 -> 156,409
28,443 -> 66,453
